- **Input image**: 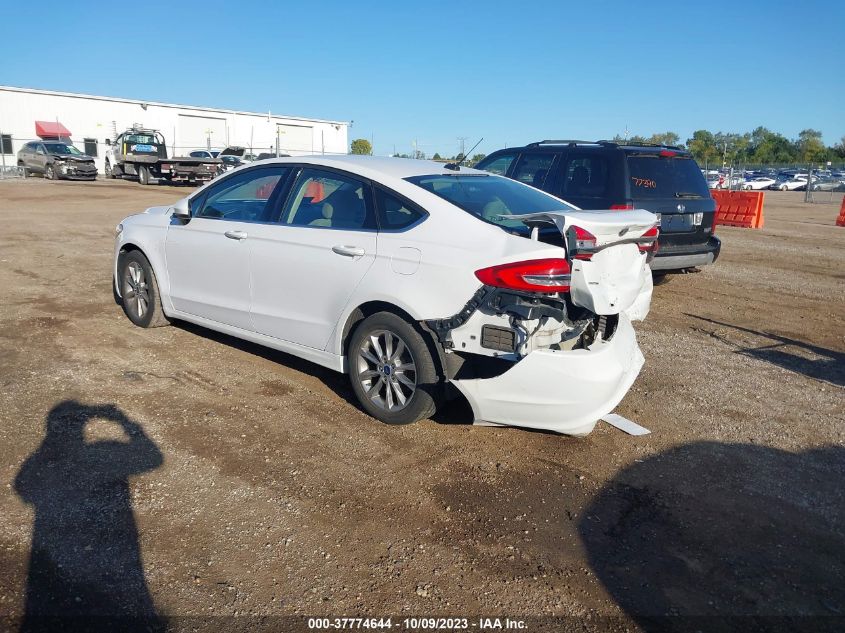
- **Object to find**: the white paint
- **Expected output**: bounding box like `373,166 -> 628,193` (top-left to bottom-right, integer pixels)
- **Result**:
601,413 -> 651,436
115,156 -> 654,436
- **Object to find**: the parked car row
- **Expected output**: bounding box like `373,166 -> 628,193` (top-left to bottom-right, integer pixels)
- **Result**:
704,167 -> 845,192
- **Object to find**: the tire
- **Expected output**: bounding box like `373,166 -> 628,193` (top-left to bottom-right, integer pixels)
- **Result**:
138,164 -> 150,185
780,185 -> 788,191
104,160 -> 114,179
117,250 -> 170,328
18,163 -> 28,178
347,311 -> 440,425
45,163 -> 56,180
652,273 -> 672,286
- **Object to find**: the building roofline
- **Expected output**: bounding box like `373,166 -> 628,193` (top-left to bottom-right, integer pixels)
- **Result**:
0,85 -> 349,127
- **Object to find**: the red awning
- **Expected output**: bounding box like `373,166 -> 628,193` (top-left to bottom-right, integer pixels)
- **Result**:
35,121 -> 72,139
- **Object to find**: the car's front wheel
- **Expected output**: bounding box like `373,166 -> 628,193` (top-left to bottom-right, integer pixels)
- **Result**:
118,250 -> 170,328
348,312 -> 440,425
45,164 -> 56,180
780,184 -> 788,191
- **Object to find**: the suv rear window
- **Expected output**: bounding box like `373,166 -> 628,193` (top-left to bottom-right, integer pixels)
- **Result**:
625,154 -> 709,199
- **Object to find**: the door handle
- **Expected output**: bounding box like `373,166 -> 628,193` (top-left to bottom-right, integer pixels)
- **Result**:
332,245 -> 365,257
224,230 -> 248,240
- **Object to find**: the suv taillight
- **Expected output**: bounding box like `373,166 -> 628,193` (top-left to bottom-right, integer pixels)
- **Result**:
475,258 -> 571,293
610,203 -> 634,210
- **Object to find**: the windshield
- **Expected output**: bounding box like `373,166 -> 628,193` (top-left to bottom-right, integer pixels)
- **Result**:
626,154 -> 710,199
126,134 -> 156,144
405,174 -> 575,229
43,143 -> 82,155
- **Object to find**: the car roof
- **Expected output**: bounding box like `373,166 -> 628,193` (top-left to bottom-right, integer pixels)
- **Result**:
488,140 -> 690,157
250,154 -> 488,181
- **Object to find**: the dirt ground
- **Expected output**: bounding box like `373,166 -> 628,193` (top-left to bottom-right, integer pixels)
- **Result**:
0,178 -> 843,631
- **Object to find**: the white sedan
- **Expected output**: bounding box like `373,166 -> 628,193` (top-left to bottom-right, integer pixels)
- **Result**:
772,176 -> 808,191
742,177 -> 776,190
113,156 -> 657,435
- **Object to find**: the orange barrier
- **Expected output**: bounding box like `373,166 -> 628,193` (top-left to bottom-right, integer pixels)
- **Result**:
711,190 -> 765,229
837,195 -> 845,227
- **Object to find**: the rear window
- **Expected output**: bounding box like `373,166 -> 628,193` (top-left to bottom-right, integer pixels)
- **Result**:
405,174 -> 574,230
625,154 -> 709,199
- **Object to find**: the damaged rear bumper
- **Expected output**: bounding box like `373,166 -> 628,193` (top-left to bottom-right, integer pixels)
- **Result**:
449,313 -> 644,436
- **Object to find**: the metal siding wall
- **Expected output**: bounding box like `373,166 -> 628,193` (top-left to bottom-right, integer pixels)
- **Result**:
0,88 -> 349,172
176,114 -> 227,152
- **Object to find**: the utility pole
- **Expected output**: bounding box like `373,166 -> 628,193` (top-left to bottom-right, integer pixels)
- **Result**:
457,136 -> 468,159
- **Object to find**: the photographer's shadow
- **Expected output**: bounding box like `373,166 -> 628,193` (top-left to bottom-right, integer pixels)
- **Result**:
14,401 -> 164,631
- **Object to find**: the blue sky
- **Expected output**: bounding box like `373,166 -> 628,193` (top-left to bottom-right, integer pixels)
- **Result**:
3,0 -> 843,157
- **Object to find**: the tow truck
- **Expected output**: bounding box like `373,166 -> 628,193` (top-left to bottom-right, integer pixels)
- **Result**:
104,127 -> 222,185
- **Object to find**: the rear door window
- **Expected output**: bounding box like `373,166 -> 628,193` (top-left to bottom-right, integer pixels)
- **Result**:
625,154 -> 709,199
281,168 -> 376,230
475,152 -> 518,176
511,153 -> 556,189
373,187 -> 427,230
561,154 -> 611,199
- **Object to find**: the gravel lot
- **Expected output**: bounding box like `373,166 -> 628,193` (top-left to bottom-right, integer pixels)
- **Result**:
0,179 -> 843,631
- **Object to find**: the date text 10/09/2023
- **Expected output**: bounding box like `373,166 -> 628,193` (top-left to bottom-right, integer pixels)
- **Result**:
307,618 -> 528,630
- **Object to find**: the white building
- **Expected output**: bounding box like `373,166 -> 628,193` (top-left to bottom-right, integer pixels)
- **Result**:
0,85 -> 349,172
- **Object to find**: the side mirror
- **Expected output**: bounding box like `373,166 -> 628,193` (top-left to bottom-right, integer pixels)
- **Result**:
104,138 -> 112,146
171,198 -> 191,221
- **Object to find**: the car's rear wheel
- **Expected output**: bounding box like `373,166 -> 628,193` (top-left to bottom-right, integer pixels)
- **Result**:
348,312 -> 439,425
45,164 -> 56,180
18,162 -> 28,178
118,250 -> 170,328
652,273 -> 672,285
780,184 -> 788,191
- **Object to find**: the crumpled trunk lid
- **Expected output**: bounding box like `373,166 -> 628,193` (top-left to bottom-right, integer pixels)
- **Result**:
510,209 -> 658,316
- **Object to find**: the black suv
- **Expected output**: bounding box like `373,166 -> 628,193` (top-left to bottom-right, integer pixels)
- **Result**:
475,140 -> 720,275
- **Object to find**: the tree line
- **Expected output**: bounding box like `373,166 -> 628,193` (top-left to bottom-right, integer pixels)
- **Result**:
612,129 -> 845,166
351,128 -> 845,167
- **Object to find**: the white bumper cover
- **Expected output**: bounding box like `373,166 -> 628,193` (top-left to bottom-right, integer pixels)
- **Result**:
450,313 -> 644,436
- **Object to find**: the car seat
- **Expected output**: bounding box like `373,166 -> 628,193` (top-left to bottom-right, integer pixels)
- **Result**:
310,189 -> 365,228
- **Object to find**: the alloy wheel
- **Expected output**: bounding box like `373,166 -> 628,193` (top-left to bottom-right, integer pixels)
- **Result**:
356,329 -> 417,412
123,261 -> 150,318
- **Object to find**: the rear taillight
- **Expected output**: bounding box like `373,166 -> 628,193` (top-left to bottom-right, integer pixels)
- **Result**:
638,226 -> 660,254
569,226 -> 598,261
610,203 -> 634,210
475,258 -> 571,293
659,149 -> 677,157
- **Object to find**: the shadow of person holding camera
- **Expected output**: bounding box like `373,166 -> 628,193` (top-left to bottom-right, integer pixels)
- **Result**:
14,401 -> 164,632
579,441 -> 845,632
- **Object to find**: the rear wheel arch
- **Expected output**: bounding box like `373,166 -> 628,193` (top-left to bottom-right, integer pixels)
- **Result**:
341,301 -> 447,382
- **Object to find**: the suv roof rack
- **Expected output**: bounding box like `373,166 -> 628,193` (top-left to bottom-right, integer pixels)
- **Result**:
596,139 -> 684,151
525,140 -> 610,147
525,139 -> 684,151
